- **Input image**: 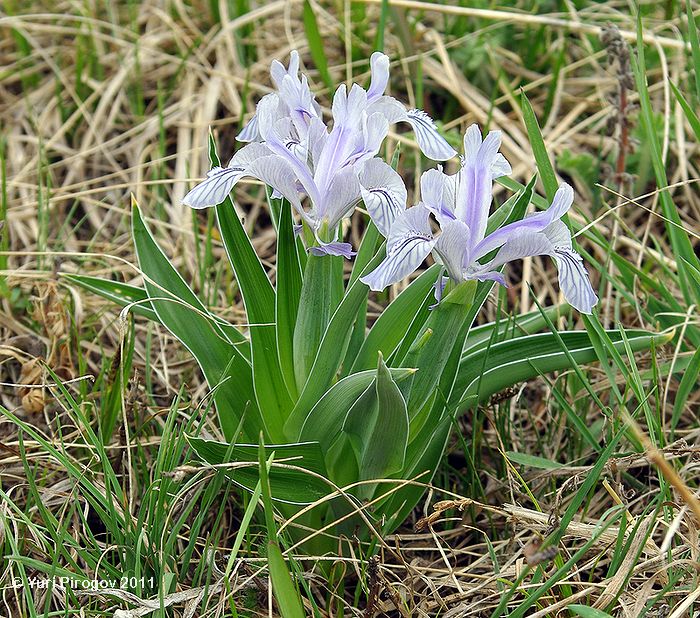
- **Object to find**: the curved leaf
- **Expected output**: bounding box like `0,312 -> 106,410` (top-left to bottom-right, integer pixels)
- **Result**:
187,436 -> 329,504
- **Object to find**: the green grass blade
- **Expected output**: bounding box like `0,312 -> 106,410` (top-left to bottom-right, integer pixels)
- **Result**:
258,439 -> 306,618
302,0 -> 333,91
521,91 -> 558,201
633,14 -> 700,305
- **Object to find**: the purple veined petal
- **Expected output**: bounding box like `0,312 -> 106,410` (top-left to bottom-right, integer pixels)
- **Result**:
309,241 -> 356,258
322,166 -> 361,229
293,224 -> 303,236
404,109 -> 457,161
362,205 -> 436,291
183,166 -> 246,209
386,204 -> 432,250
359,158 -> 407,237
420,168 -> 457,226
367,52 -> 390,101
237,114 -> 260,142
361,233 -> 436,291
434,219 -> 472,283
552,248 -> 598,314
471,183 -> 574,261
270,50 -> 300,88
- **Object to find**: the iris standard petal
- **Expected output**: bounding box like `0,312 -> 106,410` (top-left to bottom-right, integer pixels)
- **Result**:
367,52 -> 390,101
420,167 -> 457,225
434,219 -> 472,283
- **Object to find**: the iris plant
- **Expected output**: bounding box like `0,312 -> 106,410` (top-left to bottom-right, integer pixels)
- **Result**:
73,50 -> 672,558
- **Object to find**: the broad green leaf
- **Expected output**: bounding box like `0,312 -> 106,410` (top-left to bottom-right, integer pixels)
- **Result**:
131,202 -> 259,440
451,329 -> 672,411
287,249 -> 385,437
275,200 -> 303,399
521,92 -> 557,201
351,264 -> 440,373
343,354 -> 409,482
63,273 -> 248,349
292,252 -> 343,390
505,452 -> 565,470
404,280 -> 477,417
209,136 -> 292,438
297,368 -> 414,450
187,436 -> 329,504
209,134 -> 276,322
463,304 -> 569,355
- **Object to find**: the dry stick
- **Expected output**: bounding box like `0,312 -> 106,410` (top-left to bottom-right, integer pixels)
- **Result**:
601,23 -> 634,329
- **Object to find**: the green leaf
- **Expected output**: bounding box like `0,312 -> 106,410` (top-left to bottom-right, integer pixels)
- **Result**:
187,436 -> 329,504
670,80 -> 700,142
210,135 -> 292,438
521,91 -> 558,201
568,606 -> 615,618
292,252 -> 342,390
131,201 -> 258,440
287,249 -> 385,437
505,451 -> 565,470
298,368 -> 414,451
463,304 -> 569,354
63,273 -> 248,349
257,439 -> 306,618
343,354 -> 409,482
302,0 -> 333,91
404,280 -> 477,417
351,264 -> 440,372
275,200 -> 303,399
451,329 -> 672,411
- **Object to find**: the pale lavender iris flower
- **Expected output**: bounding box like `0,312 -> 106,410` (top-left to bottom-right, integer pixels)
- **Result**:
361,125 -> 599,314
183,51 -> 454,257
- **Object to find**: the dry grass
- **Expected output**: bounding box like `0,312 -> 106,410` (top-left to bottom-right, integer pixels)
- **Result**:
1,0 -> 700,616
